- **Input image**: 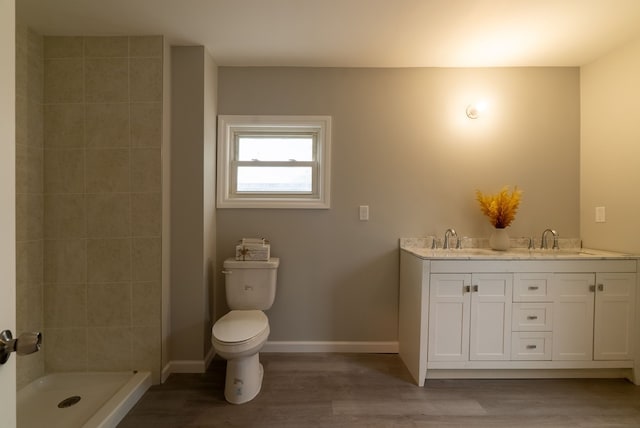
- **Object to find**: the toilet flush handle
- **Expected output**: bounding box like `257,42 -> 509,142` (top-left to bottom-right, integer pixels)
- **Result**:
222,270 -> 232,275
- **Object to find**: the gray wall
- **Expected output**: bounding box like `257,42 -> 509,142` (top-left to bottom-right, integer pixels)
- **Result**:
170,46 -> 217,362
216,67 -> 581,343
581,35 -> 640,254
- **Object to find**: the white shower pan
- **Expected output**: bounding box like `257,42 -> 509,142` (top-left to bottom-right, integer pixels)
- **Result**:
17,371 -> 151,428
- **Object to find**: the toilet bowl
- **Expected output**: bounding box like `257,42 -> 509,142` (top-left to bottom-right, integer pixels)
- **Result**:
212,258 -> 279,404
212,310 -> 270,404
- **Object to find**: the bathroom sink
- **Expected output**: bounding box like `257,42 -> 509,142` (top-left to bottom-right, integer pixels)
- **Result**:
406,247 -> 632,259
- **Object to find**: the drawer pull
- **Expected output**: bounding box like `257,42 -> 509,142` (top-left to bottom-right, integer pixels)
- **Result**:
463,285 -> 470,293
526,345 -> 537,349
528,286 -> 539,290
598,283 -> 604,291
526,315 -> 538,320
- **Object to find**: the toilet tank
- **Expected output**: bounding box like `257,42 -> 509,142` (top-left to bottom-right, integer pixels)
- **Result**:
222,258 -> 279,310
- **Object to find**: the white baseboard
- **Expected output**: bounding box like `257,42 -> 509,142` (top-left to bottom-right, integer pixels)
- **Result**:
161,342 -> 397,382
262,341 -> 399,353
161,347 -> 216,383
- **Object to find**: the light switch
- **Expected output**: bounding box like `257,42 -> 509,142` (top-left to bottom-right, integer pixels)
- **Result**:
595,206 -> 606,223
359,205 -> 369,221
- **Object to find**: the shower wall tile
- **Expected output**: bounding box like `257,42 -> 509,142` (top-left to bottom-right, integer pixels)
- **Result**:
130,58 -> 162,102
44,148 -> 84,193
131,148 -> 161,192
87,283 -> 132,327
16,240 -> 44,285
86,193 -> 131,238
85,148 -> 131,192
131,102 -> 161,147
132,237 -> 161,282
43,239 -> 87,284
44,104 -> 84,147
16,144 -> 44,194
16,193 -> 43,241
44,328 -> 88,372
132,326 -> 161,383
129,36 -> 163,57
87,238 -> 132,283
44,36 -> 83,59
87,327 -> 132,371
43,194 -> 86,239
131,192 -> 161,237
44,58 -> 84,103
37,34 -> 163,380
85,58 -> 128,102
84,36 -> 128,58
132,282 -> 160,326
44,284 -> 87,327
85,103 -> 130,147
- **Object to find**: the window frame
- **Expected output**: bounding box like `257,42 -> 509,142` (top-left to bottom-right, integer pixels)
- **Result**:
217,115 -> 332,209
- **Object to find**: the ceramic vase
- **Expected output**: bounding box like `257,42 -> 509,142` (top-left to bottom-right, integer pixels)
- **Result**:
489,227 -> 510,251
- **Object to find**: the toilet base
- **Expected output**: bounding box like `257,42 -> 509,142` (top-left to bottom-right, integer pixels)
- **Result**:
224,352 -> 264,404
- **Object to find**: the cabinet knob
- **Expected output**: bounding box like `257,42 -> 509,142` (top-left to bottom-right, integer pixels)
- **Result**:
463,285 -> 470,293
472,285 -> 478,292
589,285 -> 596,292
597,283 -> 604,291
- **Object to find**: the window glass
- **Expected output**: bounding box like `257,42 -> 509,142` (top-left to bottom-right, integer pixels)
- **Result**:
237,136 -> 314,161
237,166 -> 313,193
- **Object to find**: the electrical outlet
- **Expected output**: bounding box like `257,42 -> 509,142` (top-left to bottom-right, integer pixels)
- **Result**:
595,206 -> 606,223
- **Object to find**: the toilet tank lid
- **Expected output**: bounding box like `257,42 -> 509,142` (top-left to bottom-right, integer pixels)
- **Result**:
223,257 -> 279,269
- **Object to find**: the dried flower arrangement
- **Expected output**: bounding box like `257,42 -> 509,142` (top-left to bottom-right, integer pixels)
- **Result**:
475,186 -> 523,229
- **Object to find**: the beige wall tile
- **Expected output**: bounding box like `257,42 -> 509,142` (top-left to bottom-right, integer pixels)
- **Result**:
44,103 -> 84,147
44,284 -> 86,327
87,327 -> 132,371
16,144 -> 43,194
131,192 -> 161,237
131,148 -> 160,192
44,194 -> 86,239
44,36 -> 83,59
85,58 -> 128,103
44,328 -> 88,372
131,102 -> 161,147
24,284 -> 44,332
132,282 -> 160,326
132,237 -> 161,282
16,240 -> 44,285
85,103 -> 130,147
16,193 -> 43,241
85,148 -> 130,193
132,326 -> 161,383
27,100 -> 43,148
130,58 -> 162,102
86,193 -> 131,238
44,148 -> 84,193
44,58 -> 84,103
15,96 -> 27,146
84,36 -> 128,57
87,238 -> 132,283
44,239 -> 87,284
87,283 -> 132,327
129,36 -> 163,58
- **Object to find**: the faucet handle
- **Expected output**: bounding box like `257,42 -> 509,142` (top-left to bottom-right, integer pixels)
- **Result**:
528,237 -> 535,250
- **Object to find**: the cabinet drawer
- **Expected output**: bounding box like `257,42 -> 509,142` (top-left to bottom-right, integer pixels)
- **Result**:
511,332 -> 552,360
514,274 -> 552,302
512,303 -> 553,331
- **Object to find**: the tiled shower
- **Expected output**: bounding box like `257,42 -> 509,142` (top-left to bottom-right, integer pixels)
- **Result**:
16,24 -> 164,388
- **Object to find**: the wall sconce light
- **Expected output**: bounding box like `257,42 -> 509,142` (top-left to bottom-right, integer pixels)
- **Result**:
466,101 -> 487,119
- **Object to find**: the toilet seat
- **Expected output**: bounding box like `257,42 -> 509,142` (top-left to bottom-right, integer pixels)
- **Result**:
212,310 -> 268,344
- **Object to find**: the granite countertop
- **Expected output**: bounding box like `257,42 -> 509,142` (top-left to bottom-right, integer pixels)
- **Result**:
400,237 -> 637,260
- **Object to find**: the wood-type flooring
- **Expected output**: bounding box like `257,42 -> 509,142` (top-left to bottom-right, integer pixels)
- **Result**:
118,353 -> 640,427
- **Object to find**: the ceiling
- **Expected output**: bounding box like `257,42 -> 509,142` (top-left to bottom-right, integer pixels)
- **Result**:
17,0 -> 640,67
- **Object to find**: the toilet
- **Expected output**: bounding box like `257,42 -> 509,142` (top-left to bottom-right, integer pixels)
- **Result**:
212,257 -> 279,404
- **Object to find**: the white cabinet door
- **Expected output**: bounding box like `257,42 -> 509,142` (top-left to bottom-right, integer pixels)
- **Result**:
469,274 -> 513,360
428,274 -> 470,362
594,273 -> 636,360
552,273 -> 595,361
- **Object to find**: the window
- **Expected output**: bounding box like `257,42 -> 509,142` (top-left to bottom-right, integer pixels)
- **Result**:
217,115 -> 332,208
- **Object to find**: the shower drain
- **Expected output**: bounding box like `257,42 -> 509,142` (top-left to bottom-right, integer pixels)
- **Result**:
58,396 -> 81,408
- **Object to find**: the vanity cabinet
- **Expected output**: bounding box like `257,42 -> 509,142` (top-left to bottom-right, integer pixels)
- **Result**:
398,249 -> 640,386
428,273 -> 512,362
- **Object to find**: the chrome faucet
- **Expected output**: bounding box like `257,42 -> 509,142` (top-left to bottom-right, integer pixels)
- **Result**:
443,228 -> 459,250
540,228 -> 559,250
